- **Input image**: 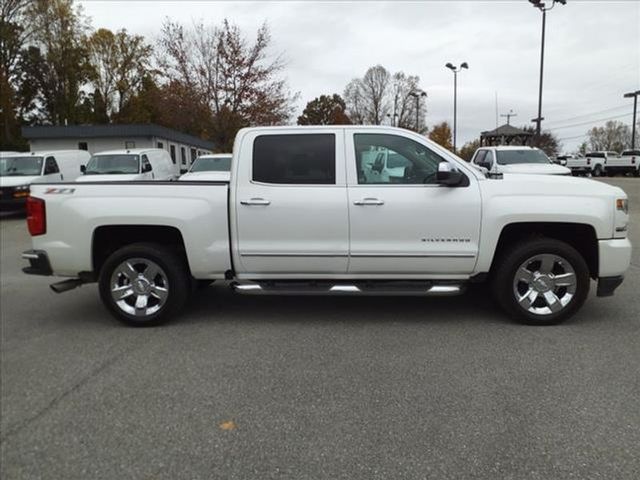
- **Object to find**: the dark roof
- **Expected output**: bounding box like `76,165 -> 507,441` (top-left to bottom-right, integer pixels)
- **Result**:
480,124 -> 532,137
22,124 -> 216,150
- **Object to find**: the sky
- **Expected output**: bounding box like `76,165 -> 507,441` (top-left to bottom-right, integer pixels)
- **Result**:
78,0 -> 640,152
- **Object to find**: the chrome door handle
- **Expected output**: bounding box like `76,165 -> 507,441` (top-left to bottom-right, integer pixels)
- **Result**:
240,198 -> 271,206
353,198 -> 384,206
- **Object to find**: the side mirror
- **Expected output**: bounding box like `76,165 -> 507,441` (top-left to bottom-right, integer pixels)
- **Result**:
436,162 -> 463,186
80,165 -> 86,173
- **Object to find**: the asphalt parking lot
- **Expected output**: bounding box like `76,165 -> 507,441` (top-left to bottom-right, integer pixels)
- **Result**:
1,178 -> 639,479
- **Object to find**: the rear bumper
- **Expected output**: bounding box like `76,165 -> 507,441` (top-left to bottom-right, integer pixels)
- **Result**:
21,250 -> 53,276
605,166 -> 637,174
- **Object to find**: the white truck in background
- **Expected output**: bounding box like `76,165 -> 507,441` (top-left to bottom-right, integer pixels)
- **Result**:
77,148 -> 177,182
565,151 -> 615,177
605,149 -> 640,177
21,126 -> 632,327
470,146 -> 571,176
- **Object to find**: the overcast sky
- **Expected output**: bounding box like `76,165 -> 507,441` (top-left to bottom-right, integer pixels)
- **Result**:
79,0 -> 639,152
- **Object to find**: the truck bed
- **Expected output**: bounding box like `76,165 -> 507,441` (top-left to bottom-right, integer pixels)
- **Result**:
28,181 -> 231,279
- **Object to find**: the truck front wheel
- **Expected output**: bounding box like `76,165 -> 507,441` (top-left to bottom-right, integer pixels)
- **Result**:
98,243 -> 190,327
491,238 -> 590,325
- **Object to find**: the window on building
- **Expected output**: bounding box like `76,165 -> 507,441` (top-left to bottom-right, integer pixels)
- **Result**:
253,134 -> 336,184
78,142 -> 88,151
125,141 -> 136,149
190,148 -> 197,162
157,142 -> 164,149
170,145 -> 176,164
181,147 -> 186,165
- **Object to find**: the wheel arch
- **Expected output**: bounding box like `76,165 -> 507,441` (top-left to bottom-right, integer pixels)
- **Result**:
92,225 -> 189,276
488,222 -> 599,279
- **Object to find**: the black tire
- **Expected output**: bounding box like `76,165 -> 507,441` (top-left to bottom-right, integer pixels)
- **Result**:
592,165 -> 603,177
491,238 -> 590,325
98,242 -> 190,327
634,169 -> 639,177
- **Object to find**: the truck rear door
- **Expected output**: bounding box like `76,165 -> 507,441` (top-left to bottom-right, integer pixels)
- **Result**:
232,128 -> 349,275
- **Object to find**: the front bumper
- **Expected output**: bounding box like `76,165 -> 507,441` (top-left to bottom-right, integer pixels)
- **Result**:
598,238 -> 632,278
21,250 -> 53,276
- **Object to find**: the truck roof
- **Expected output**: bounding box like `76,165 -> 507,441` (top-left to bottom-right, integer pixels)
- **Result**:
93,148 -> 166,156
480,145 -> 538,151
0,150 -> 86,157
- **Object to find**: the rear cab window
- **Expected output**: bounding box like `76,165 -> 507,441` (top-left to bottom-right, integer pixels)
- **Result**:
252,134 -> 336,184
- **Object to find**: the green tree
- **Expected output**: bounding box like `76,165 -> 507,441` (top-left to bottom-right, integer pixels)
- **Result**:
87,28 -> 154,120
297,94 -> 350,125
458,138 -> 481,161
428,121 -> 453,151
22,0 -> 92,125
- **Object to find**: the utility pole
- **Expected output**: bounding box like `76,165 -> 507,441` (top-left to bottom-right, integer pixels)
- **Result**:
623,90 -> 640,149
501,110 -> 517,125
445,62 -> 469,153
529,0 -> 566,139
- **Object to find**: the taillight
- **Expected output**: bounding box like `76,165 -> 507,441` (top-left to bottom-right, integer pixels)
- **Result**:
632,156 -> 636,164
587,158 -> 591,165
26,196 -> 46,236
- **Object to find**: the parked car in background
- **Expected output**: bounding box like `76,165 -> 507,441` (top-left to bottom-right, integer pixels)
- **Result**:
605,150 -> 640,177
179,153 -> 232,182
1,150 -> 89,209
553,154 -> 575,166
565,151 -> 615,177
22,126 -> 631,328
471,146 -> 571,176
77,149 -> 177,182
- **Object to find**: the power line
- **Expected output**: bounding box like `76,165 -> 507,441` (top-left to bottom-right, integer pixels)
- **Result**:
545,105 -> 631,126
558,133 -> 588,142
547,112 -> 633,131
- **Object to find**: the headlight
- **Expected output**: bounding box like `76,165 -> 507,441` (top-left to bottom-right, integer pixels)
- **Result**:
14,184 -> 30,191
616,198 -> 628,214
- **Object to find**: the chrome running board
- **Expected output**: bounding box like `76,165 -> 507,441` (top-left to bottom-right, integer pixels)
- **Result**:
231,281 -> 464,297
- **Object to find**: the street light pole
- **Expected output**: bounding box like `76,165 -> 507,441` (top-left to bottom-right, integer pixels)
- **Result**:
624,90 -> 640,149
409,90 -> 427,133
445,62 -> 468,153
529,0 -> 566,139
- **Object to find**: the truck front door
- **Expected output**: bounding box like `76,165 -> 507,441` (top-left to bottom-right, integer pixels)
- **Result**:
346,130 -> 481,275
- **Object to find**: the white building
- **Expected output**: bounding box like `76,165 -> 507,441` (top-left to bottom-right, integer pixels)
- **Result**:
22,124 -> 216,173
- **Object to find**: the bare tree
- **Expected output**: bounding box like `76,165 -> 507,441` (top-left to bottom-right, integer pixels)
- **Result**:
157,18 -> 297,149
586,120 -> 634,152
343,65 -> 426,130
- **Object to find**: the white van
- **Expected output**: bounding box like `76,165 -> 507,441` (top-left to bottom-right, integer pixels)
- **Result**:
77,149 -> 177,182
179,153 -> 232,182
471,146 -> 571,176
1,150 -> 90,209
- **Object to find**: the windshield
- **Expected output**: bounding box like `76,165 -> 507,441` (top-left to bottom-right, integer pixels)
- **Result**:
85,154 -> 139,174
189,156 -> 232,173
496,149 -> 551,165
0,156 -> 43,176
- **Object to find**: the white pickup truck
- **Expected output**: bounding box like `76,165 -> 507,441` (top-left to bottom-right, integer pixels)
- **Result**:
22,126 -> 632,327
605,149 -> 640,177
565,151 -> 615,177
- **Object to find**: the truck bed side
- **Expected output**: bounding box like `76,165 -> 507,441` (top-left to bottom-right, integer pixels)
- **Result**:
28,182 -> 231,279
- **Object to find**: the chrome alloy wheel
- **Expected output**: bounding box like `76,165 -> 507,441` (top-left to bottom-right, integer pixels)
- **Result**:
512,254 -> 577,316
110,258 -> 169,317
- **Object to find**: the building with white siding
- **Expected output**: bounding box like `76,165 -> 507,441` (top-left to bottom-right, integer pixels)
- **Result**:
22,124 -> 216,173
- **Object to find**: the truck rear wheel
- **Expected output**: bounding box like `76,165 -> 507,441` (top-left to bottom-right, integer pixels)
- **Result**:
98,243 -> 190,327
491,238 -> 590,325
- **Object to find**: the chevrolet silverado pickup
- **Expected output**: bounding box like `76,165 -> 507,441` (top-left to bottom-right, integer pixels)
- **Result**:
22,126 -> 632,326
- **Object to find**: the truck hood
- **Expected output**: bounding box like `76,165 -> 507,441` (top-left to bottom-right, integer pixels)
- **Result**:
499,163 -> 571,175
0,175 -> 40,187
486,174 -> 626,198
76,174 -> 143,182
179,171 -> 230,182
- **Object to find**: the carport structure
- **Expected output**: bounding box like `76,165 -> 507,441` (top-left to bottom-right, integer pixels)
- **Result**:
480,124 -> 533,147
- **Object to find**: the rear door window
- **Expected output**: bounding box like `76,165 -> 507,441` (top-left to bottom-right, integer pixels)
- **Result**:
253,134 -> 336,184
